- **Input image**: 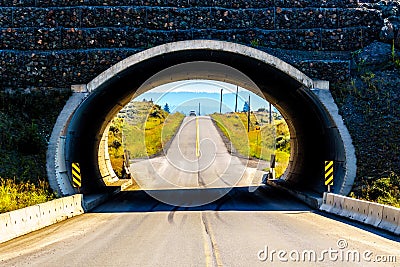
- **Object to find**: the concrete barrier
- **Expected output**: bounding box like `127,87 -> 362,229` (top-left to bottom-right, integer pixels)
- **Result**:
62,194 -> 84,218
38,198 -> 65,227
330,194 -> 344,215
378,206 -> 400,233
320,193 -> 335,213
0,212 -> 13,242
365,203 -> 384,227
395,222 -> 400,235
5,205 -> 42,243
121,180 -> 133,191
347,198 -> 369,222
340,197 -> 369,222
319,193 -> 399,235
0,194 -> 84,244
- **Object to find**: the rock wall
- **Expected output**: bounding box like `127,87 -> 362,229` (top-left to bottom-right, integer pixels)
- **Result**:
0,0 -> 395,88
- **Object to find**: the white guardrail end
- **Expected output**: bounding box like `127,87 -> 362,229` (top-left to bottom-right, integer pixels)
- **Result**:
319,192 -> 334,213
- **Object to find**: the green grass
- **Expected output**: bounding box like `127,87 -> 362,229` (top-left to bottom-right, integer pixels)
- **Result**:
123,124 -> 147,158
211,112 -> 290,177
211,113 -> 251,157
120,104 -> 184,158
351,172 -> 400,208
143,113 -> 185,156
0,178 -> 56,213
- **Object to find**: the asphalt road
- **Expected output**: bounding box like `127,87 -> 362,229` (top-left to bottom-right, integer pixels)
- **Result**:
129,116 -> 266,188
126,116 -> 265,206
1,187 -> 399,267
1,116 -> 399,266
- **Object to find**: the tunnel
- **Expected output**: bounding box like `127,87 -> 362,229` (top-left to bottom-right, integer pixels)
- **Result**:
48,40 -> 356,197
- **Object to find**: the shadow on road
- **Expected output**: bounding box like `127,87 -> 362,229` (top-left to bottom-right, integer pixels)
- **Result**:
90,186 -> 313,213
89,186 -> 400,242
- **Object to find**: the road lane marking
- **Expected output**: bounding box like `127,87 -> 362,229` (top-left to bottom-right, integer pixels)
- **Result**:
201,212 -> 224,267
196,117 -> 200,158
200,213 -> 213,267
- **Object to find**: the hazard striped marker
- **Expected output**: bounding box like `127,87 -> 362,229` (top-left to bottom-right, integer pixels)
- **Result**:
325,161 -> 333,192
72,162 -> 82,188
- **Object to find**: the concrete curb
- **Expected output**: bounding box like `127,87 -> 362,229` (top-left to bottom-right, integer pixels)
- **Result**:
266,180 -> 323,209
83,192 -> 117,212
320,193 -> 400,235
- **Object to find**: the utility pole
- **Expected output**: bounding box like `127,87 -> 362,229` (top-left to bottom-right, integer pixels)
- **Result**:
247,94 -> 251,132
198,102 -> 201,116
234,85 -> 238,113
220,88 -> 223,114
269,102 -> 272,124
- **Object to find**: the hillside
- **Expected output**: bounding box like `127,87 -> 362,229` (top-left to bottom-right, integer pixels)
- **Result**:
330,42 -> 400,207
120,101 -> 184,158
0,89 -> 70,212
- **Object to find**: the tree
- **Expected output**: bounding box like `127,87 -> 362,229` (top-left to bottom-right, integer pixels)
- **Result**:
163,103 -> 170,113
242,101 -> 250,112
150,104 -> 164,119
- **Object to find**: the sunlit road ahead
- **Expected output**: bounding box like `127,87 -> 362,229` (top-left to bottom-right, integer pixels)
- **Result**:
1,116 -> 399,267
128,116 -> 264,191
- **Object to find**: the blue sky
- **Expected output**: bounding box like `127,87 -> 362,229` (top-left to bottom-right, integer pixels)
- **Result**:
133,80 -> 274,115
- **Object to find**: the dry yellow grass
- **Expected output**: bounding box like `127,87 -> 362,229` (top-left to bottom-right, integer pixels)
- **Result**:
0,178 -> 55,213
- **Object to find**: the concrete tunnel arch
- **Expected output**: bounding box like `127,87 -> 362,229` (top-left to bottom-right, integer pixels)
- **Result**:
47,40 -> 356,197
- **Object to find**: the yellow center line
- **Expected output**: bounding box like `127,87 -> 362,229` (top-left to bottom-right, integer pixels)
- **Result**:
196,117 -> 200,158
200,213 -> 213,267
201,213 -> 224,267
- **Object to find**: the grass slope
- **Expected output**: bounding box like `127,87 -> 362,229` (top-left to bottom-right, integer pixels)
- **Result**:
211,112 -> 290,177
108,102 -> 185,178
331,67 -> 400,207
0,89 -> 71,213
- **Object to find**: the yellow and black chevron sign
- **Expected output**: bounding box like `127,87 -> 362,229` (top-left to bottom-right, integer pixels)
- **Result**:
72,162 -> 82,188
325,161 -> 334,186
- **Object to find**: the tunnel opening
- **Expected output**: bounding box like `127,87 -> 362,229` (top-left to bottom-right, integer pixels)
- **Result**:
58,41 -> 354,198
106,79 -> 289,192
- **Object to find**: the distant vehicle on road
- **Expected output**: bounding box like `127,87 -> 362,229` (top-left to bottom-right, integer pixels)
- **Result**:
189,110 -> 197,116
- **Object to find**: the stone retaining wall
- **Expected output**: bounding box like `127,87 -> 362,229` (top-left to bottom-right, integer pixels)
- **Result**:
0,1 -> 394,88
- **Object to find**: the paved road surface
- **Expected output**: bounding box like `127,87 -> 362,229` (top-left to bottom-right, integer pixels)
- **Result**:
1,187 -> 399,267
1,116 -> 399,266
127,116 -> 265,191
